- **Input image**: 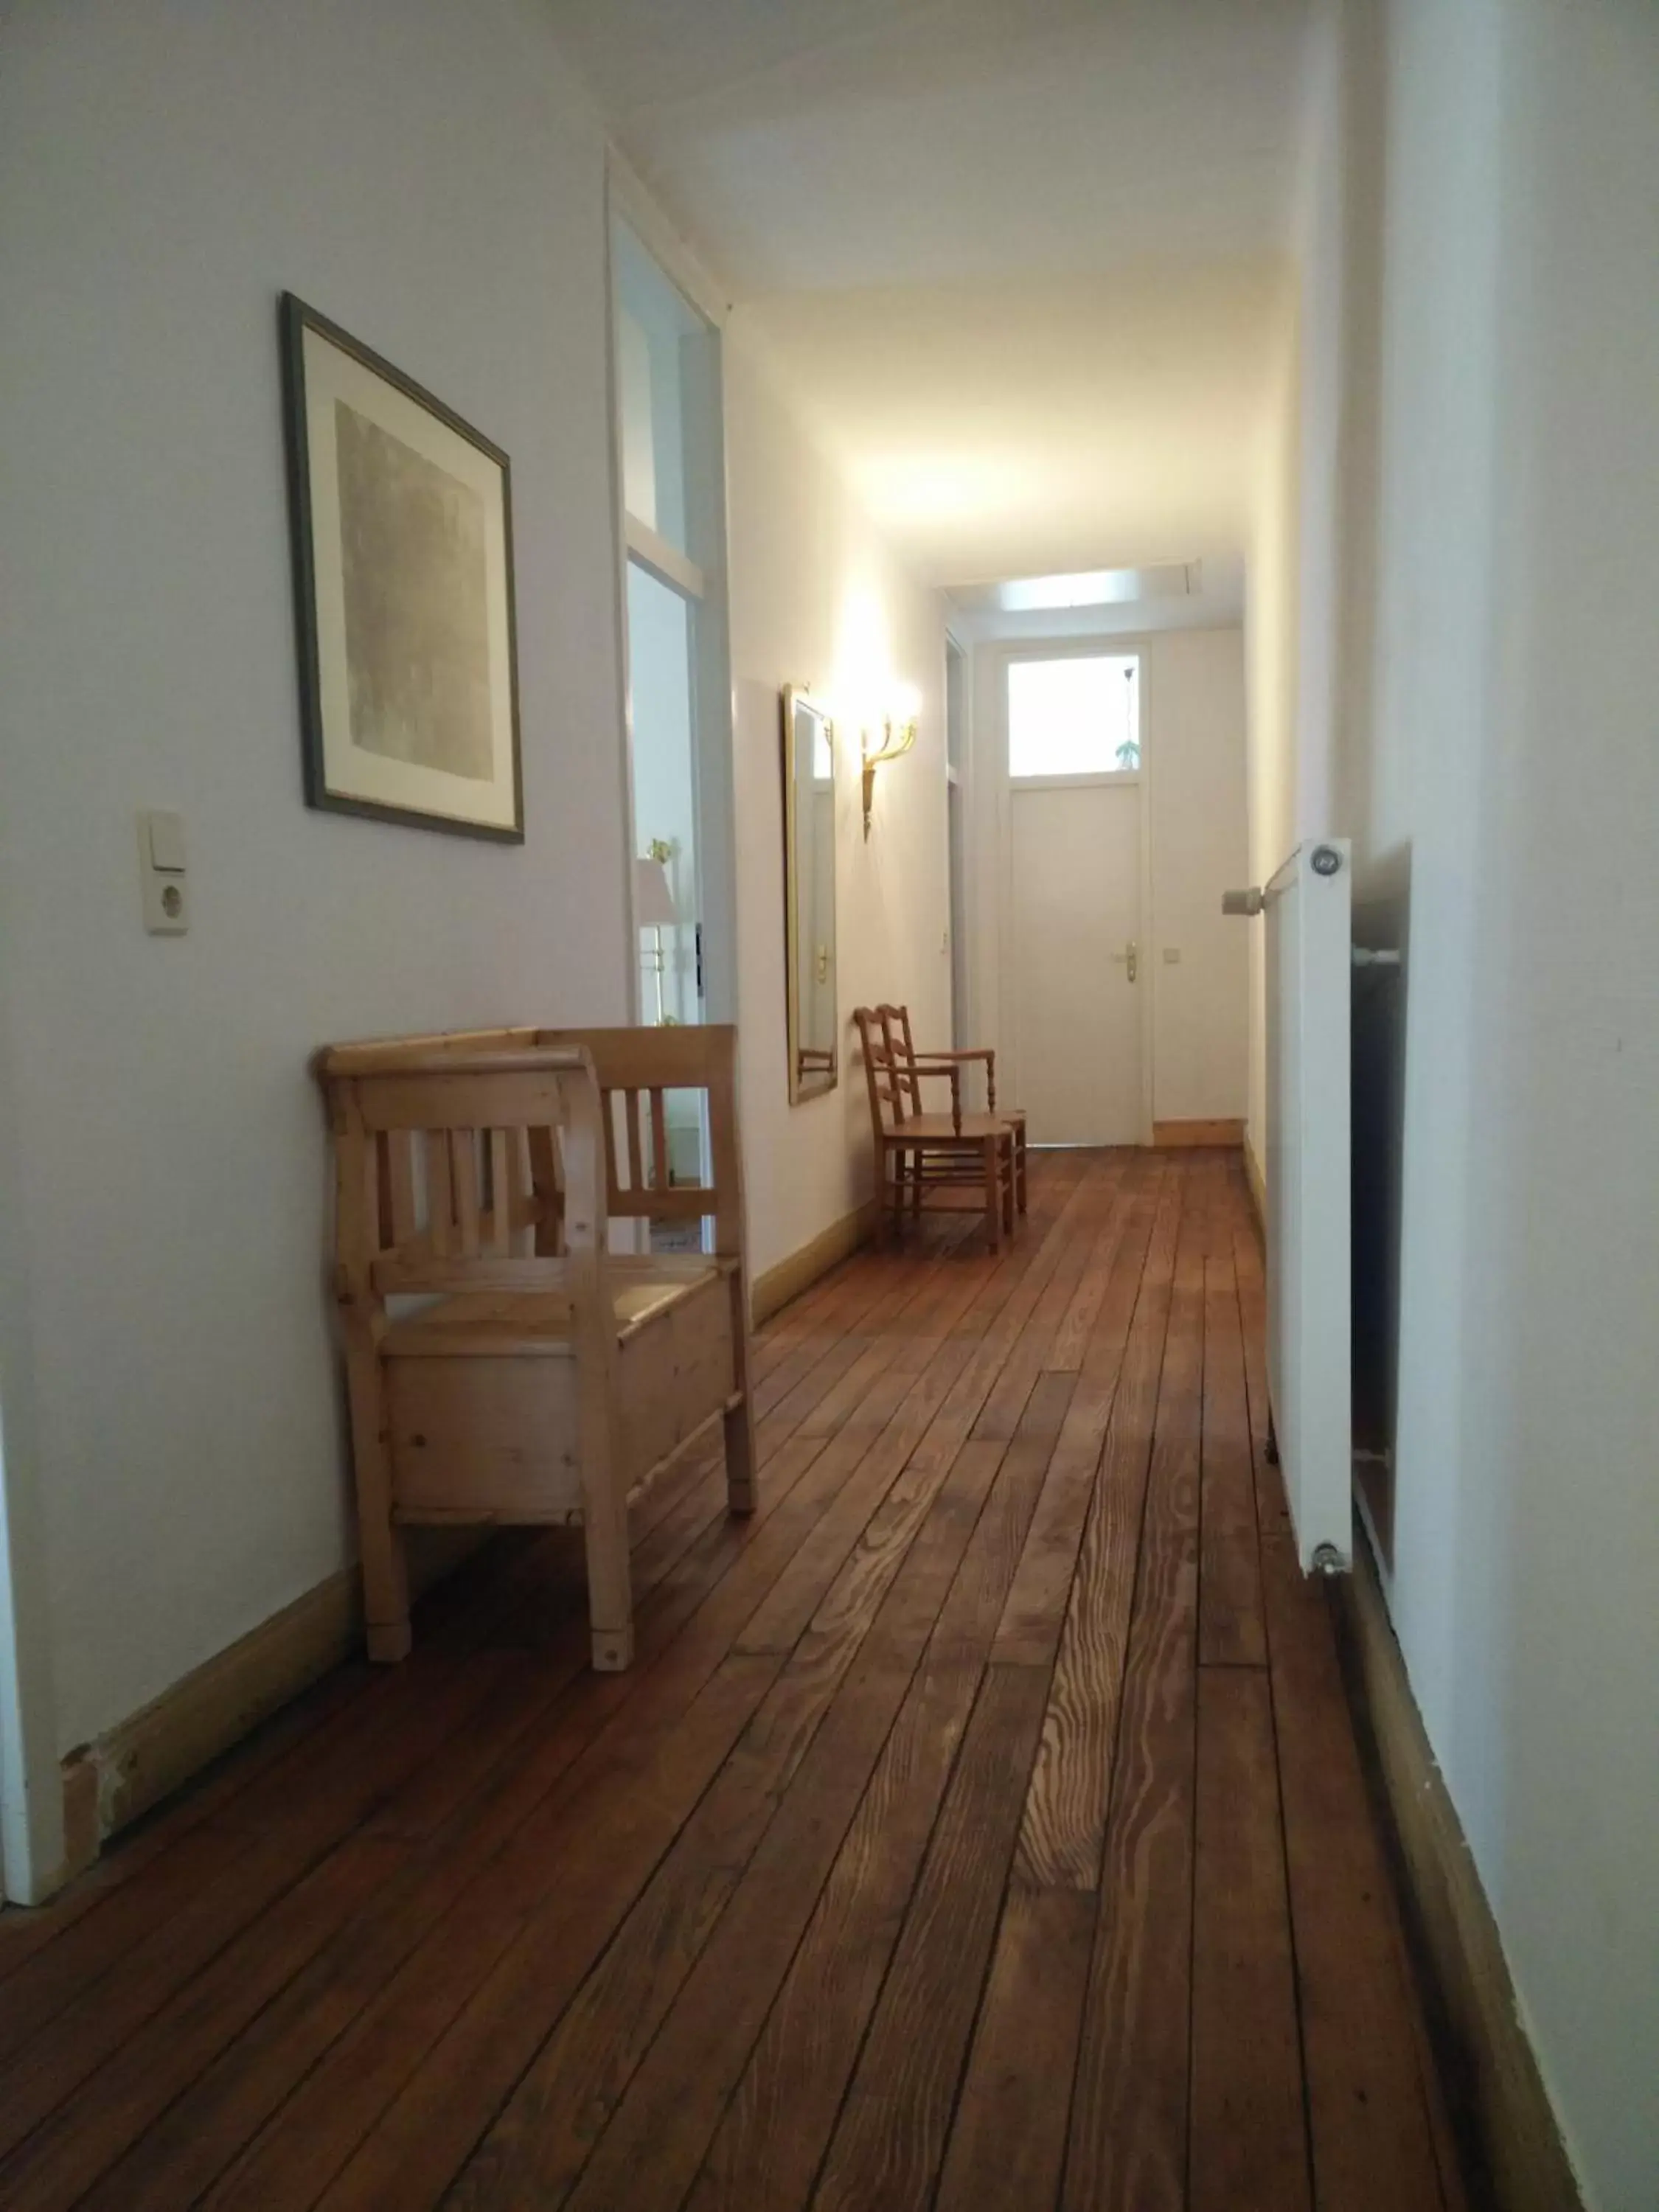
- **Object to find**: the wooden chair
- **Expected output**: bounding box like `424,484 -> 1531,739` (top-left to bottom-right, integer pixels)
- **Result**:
852,1004 -> 1017,1251
316,1023 -> 756,1672
876,1001 -> 1029,1218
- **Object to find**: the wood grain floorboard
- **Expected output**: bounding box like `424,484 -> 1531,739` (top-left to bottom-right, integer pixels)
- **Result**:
0,1155 -> 1467,2212
294,1188 -> 1070,2211
1061,1242 -> 1203,2212
1233,1216 -> 1464,2212
992,1164 -> 1162,1669
1013,1165 -> 1180,1888
807,1660 -> 1052,2212
1189,1663 -> 1312,2212
440,1416 -> 1019,2208
932,1885 -> 1097,2212
1197,1248 -> 1267,1666
663,1374 -> 1074,2212
178,1240 -> 1005,2212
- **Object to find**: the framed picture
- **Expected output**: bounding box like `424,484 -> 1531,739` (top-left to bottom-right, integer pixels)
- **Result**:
279,293 -> 524,840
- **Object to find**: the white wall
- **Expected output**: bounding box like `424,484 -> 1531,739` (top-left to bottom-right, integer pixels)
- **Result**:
968,625 -> 1251,1132
0,0 -> 630,1768
724,330 -> 950,1282
1256,3 -> 1659,2202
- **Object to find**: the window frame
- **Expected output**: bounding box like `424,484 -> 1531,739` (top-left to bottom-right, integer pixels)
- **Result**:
1004,649 -> 1143,785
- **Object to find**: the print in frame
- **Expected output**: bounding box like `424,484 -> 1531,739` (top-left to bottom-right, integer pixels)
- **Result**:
279,293 -> 524,840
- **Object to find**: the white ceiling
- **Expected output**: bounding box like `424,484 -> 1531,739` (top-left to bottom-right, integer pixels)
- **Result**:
548,0 -> 1309,584
733,262 -> 1285,585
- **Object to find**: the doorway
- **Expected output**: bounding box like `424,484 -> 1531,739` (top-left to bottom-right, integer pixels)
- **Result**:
1002,651 -> 1146,1144
610,201 -> 736,1201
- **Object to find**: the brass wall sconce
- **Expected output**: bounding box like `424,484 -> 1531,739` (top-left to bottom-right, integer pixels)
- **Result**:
860,714 -> 917,840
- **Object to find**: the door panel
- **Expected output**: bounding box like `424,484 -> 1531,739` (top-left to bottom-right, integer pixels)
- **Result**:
1009,782 -> 1141,1144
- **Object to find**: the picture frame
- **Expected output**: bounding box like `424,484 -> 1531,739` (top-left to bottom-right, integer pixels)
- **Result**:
279,292 -> 524,841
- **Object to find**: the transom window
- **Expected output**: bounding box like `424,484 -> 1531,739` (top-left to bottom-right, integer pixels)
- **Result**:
1007,654 -> 1141,778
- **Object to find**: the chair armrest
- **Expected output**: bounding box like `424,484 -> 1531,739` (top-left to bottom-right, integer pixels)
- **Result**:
909,1047 -> 998,1111
903,1059 -> 964,1135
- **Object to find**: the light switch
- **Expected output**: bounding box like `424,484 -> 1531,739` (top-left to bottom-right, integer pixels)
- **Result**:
138,811 -> 189,935
145,810 -> 186,873
1163,945 -> 1181,964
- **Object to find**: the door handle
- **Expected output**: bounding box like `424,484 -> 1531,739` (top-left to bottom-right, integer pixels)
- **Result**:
1110,939 -> 1138,983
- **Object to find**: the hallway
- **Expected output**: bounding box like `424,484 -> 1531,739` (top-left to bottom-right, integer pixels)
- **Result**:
0,1152 -> 1461,2211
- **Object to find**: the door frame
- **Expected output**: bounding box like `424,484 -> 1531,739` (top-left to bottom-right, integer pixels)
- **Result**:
990,638 -> 1155,1147
603,159 -> 738,1032
0,1000 -> 65,1902
944,630 -> 970,1048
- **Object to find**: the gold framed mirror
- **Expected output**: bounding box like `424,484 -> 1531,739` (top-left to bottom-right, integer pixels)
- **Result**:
781,685 -> 838,1103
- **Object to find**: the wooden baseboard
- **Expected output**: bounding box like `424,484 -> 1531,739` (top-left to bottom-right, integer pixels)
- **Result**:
61,1570 -> 359,1868
1243,1130 -> 1267,1228
1340,1537 -> 1586,2212
56,1526 -> 481,1879
751,1200 -> 876,1326
1152,1117 -> 1245,1149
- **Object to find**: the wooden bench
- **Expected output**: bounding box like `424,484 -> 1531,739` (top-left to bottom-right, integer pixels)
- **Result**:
316,1023 -> 756,1671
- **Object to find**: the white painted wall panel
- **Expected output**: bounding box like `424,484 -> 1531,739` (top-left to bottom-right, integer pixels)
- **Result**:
0,0 -> 628,1758
724,335 -> 950,1282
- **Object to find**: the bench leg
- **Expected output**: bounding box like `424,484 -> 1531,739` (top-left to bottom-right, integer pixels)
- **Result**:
725,1272 -> 758,1514
585,1489 -> 635,1672
578,1379 -> 633,1672
725,1399 -> 758,1515
344,1336 -> 410,1662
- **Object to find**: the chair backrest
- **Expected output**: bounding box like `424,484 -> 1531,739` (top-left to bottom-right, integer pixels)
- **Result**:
875,1003 -> 925,1114
852,1005 -> 908,1138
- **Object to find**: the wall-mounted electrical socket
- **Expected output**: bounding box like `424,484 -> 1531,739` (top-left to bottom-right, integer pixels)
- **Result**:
138,810 -> 188,935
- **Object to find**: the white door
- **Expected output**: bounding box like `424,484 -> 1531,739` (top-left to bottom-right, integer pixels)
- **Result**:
1009,779 -> 1143,1144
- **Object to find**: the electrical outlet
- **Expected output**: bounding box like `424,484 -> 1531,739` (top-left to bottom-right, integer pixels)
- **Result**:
138,810 -> 189,935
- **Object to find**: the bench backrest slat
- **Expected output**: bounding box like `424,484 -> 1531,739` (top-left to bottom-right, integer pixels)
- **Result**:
317,1023 -> 748,1296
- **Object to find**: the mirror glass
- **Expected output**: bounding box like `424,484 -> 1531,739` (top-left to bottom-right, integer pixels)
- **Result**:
781,686 -> 838,1102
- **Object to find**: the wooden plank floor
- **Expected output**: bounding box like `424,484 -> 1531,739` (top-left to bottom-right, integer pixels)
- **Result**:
0,1150 -> 1467,2212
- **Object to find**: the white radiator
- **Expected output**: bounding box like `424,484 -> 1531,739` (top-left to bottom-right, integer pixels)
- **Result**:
1225,841 -> 1353,1572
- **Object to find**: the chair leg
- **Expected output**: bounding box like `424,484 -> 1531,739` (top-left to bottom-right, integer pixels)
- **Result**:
982,1133 -> 1001,1251
1002,1135 -> 1016,1235
344,1338 -> 410,1662
910,1145 -> 923,1227
1016,1124 -> 1029,1214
